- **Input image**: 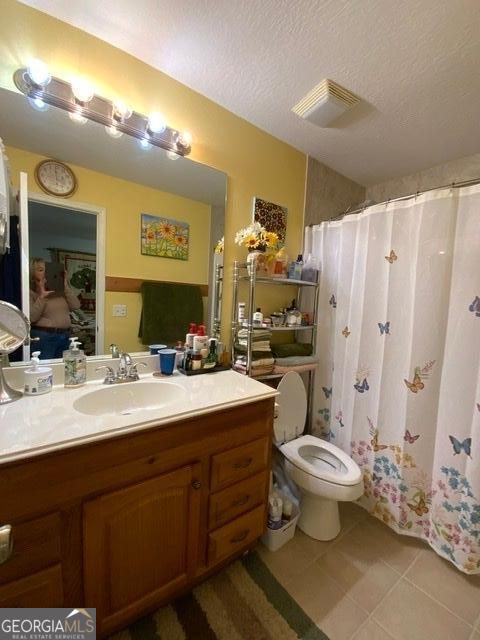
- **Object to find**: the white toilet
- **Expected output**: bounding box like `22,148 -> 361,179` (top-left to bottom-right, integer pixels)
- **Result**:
274,371 -> 363,541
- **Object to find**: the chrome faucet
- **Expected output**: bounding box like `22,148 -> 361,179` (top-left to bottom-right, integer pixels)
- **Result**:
96,352 -> 147,384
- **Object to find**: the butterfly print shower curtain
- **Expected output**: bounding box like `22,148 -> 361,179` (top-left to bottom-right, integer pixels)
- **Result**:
305,185 -> 480,574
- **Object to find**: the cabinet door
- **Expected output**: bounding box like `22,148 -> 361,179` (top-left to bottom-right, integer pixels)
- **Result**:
83,464 -> 202,634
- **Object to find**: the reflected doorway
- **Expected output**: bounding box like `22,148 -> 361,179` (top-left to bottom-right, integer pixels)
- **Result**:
29,200 -> 98,356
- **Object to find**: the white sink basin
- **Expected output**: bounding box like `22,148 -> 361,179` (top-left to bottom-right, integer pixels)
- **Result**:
73,381 -> 186,417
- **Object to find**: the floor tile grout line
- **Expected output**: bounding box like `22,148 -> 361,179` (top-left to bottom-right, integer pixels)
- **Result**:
402,574 -> 476,629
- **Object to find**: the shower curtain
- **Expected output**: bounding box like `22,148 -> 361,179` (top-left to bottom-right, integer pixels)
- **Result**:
307,185 -> 480,574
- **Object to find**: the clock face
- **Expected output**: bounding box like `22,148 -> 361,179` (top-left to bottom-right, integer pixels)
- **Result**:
35,160 -> 77,197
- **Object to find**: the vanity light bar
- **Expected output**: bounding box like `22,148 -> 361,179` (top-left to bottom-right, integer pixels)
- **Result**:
13,67 -> 192,157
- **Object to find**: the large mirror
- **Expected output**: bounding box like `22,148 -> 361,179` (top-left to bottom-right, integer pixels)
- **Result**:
0,87 -> 226,362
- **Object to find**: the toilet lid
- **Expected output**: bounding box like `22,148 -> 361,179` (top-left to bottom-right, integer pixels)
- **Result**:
274,371 -> 307,443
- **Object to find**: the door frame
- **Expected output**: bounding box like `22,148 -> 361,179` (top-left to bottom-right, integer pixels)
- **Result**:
27,191 -> 106,356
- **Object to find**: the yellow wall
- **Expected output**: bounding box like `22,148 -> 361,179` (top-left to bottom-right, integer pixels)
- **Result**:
0,0 -> 307,347
7,145 -> 211,351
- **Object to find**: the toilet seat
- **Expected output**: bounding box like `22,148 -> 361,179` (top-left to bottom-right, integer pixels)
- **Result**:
274,371 -> 362,490
281,434 -> 362,487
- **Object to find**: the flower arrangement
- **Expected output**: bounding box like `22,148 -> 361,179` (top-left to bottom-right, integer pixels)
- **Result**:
214,237 -> 224,254
234,222 -> 278,252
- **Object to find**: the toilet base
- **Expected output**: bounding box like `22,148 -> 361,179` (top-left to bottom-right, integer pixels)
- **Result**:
298,492 -> 341,541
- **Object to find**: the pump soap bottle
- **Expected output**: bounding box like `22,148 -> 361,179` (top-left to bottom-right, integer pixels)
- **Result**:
24,351 -> 53,395
63,338 -> 87,388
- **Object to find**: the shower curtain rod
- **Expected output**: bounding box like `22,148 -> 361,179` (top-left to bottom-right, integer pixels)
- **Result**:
323,176 -> 480,223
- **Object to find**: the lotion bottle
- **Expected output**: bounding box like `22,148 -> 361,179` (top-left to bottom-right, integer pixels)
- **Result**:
24,351 -> 53,395
193,324 -> 209,355
185,323 -> 198,348
63,338 -> 86,388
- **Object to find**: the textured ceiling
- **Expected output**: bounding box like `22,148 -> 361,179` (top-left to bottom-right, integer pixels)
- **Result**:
19,0 -> 480,185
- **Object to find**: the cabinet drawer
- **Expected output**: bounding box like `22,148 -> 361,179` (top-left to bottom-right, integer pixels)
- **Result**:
0,564 -> 64,607
0,513 -> 61,585
210,438 -> 269,492
207,505 -> 265,566
209,472 -> 268,530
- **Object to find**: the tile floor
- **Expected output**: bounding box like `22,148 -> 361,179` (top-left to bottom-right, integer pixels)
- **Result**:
257,503 -> 480,640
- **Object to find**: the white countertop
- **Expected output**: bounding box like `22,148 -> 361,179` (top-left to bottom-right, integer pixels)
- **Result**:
0,370 -> 277,465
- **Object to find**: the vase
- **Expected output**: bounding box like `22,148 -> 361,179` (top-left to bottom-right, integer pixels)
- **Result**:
246,249 -> 265,276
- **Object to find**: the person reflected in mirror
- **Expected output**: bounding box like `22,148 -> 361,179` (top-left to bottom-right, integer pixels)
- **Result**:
29,258 -> 81,359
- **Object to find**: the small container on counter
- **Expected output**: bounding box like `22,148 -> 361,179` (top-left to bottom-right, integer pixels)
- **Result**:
24,351 -> 53,395
191,350 -> 202,371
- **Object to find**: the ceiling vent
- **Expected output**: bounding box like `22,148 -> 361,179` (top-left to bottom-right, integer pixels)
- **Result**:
292,79 -> 360,127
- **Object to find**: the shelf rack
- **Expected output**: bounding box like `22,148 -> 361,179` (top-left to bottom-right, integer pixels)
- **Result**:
231,259 -> 320,424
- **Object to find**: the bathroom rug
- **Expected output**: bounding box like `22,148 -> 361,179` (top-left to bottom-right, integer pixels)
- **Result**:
108,550 -> 329,640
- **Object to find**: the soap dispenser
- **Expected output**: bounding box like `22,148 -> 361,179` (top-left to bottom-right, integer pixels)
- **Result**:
24,351 -> 53,395
63,338 -> 86,388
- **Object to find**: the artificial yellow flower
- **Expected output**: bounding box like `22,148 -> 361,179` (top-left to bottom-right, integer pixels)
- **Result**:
243,234 -> 260,249
263,231 -> 279,247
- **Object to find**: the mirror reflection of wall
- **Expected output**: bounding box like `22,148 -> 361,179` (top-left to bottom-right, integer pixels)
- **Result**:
0,87 -> 226,363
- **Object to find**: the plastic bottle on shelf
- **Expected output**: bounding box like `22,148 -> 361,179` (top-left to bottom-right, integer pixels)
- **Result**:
273,247 -> 288,278
301,253 -> 319,282
238,302 -> 246,324
253,307 -> 263,325
293,254 -> 304,280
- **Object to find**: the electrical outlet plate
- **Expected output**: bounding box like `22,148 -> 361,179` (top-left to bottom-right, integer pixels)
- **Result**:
112,304 -> 127,317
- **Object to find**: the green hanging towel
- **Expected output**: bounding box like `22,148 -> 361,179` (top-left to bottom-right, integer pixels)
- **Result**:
139,281 -> 203,347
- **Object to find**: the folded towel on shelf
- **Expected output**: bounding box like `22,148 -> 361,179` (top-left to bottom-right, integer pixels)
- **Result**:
235,349 -> 274,359
235,341 -> 271,352
271,342 -> 313,358
234,364 -> 274,377
234,355 -> 275,368
237,328 -> 272,341
274,355 -> 318,367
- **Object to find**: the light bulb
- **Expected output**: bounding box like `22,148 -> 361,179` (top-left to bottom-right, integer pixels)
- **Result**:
105,125 -> 123,139
147,112 -> 166,134
72,77 -> 95,103
113,99 -> 132,121
27,59 -> 51,87
139,136 -> 152,150
28,96 -> 49,112
177,130 -> 192,147
69,110 -> 88,125
166,150 -> 181,161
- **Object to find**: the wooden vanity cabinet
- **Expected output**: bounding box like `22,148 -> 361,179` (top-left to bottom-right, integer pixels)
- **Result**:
0,398 -> 273,636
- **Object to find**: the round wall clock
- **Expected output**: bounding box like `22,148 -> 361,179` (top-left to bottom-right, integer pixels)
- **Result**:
34,159 -> 77,197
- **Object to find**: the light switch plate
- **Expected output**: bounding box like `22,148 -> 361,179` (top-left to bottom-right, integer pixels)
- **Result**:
112,304 -> 127,317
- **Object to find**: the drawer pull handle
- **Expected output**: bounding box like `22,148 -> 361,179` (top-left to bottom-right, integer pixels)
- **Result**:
234,457 -> 253,469
0,525 -> 13,565
191,480 -> 201,490
230,529 -> 249,544
232,495 -> 250,508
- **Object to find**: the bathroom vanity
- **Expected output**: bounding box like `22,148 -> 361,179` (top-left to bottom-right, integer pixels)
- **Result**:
0,370 -> 275,637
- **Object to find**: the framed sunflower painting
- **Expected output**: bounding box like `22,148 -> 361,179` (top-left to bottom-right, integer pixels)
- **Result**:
141,214 -> 189,260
